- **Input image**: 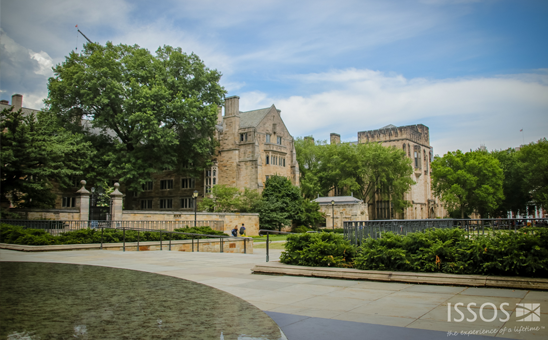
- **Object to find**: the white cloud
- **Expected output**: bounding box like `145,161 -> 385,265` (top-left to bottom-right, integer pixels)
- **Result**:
29,51 -> 54,77
244,69 -> 548,154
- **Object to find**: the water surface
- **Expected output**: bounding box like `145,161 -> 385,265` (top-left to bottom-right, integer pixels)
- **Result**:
0,262 -> 285,339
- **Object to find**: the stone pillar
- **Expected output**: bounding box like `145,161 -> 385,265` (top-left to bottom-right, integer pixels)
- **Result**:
11,94 -> 23,111
110,183 -> 124,221
76,180 -> 91,221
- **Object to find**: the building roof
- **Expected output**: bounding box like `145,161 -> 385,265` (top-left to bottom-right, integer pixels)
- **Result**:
314,196 -> 363,205
239,107 -> 272,128
0,103 -> 41,116
381,124 -> 397,129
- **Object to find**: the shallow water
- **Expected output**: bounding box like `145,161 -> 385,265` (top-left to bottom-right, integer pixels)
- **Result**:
0,262 -> 285,339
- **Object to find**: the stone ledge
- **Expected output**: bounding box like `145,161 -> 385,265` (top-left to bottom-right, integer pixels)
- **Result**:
251,262 -> 548,290
0,238 -> 252,253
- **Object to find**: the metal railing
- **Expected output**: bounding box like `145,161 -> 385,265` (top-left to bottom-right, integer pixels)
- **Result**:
258,229 -> 294,262
343,218 -> 548,245
0,219 -> 224,236
0,219 -> 247,254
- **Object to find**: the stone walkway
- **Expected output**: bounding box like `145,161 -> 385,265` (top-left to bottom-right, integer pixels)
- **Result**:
1,248 -> 546,339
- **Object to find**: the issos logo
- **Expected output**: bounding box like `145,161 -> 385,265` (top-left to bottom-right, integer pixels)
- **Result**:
447,303 -> 541,322
447,303 -> 511,322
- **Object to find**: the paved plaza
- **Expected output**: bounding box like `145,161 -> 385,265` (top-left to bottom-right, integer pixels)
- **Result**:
1,248 -> 546,339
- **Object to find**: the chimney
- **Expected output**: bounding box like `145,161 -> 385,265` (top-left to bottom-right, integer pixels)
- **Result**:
330,133 -> 341,145
304,136 -> 315,143
12,94 -> 23,111
217,105 -> 223,124
225,96 -> 240,117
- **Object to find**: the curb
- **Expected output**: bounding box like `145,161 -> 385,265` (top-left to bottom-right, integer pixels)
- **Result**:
251,262 -> 548,290
0,238 -> 250,253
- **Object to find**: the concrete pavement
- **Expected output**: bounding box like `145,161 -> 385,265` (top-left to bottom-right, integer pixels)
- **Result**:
1,248 -> 546,339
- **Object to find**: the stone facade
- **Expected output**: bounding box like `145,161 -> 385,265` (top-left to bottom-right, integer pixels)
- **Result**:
314,196 -> 369,229
217,96 -> 299,192
331,124 -> 447,220
119,95 -> 300,212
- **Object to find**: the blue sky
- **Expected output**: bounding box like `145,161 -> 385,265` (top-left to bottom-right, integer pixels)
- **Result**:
1,0 -> 547,155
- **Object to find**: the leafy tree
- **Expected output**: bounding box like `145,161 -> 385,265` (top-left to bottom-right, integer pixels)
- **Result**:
295,139 -> 414,218
259,176 -> 303,231
198,185 -> 240,212
46,42 -> 226,191
431,150 -> 504,218
293,199 -> 325,230
294,137 -> 323,199
518,138 -> 548,210
237,188 -> 263,213
1,108 -> 94,208
491,148 -> 529,217
198,185 -> 262,213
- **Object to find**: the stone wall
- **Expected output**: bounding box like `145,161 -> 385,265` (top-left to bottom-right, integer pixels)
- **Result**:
7,209 -> 80,220
318,202 -> 368,229
121,211 -> 260,236
102,238 -> 253,254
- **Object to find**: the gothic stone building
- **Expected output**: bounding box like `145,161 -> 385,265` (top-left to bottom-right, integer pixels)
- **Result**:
106,95 -> 300,211
330,124 -> 447,220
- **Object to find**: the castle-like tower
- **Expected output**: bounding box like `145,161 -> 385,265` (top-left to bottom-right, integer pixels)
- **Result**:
331,124 -> 446,220
217,96 -> 299,192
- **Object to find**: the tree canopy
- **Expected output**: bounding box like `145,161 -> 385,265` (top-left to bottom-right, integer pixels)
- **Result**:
46,42 -> 226,191
295,138 -> 415,218
198,185 -> 262,213
490,148 -> 529,216
431,150 -> 504,218
258,176 -> 303,231
517,138 -> 548,210
1,108 -> 94,208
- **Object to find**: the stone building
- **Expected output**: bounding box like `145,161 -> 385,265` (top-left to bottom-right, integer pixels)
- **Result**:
313,196 -> 368,229
123,95 -> 300,211
330,124 -> 447,220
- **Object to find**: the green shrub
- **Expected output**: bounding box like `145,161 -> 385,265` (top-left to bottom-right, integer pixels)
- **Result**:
280,233 -> 356,267
354,228 -> 548,278
0,223 -> 227,246
293,225 -> 312,233
319,228 -> 344,234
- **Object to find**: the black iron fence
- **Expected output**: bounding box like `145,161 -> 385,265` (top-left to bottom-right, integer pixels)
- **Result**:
0,219 -> 224,236
344,218 -> 548,245
0,219 -> 246,254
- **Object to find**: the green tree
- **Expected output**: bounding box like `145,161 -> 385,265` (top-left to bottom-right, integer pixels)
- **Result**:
198,185 -> 262,213
46,42 -> 226,191
198,185 -> 241,212
260,176 -> 303,231
294,137 -> 323,199
293,199 -> 325,229
431,150 -> 504,218
518,138 -> 548,210
491,148 -> 529,217
0,108 -> 94,208
295,140 -> 414,218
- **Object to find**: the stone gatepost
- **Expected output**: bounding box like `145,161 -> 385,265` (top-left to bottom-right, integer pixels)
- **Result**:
76,180 -> 91,221
110,183 -> 124,221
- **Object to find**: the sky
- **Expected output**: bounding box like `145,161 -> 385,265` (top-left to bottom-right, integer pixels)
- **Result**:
1,0 -> 547,155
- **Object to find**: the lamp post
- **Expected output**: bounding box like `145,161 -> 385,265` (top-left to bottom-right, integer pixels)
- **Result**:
193,190 -> 199,227
331,200 -> 335,230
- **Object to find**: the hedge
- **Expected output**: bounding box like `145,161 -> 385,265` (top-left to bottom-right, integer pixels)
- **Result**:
280,227 -> 548,278
0,223 -> 226,246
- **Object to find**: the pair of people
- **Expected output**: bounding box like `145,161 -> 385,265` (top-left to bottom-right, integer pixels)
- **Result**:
231,223 -> 246,237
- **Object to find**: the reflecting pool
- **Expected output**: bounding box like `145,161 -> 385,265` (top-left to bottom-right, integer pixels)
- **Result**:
0,262 -> 285,339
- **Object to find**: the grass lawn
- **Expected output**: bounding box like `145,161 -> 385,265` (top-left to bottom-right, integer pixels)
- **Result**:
253,242 -> 286,249
250,235 -> 288,243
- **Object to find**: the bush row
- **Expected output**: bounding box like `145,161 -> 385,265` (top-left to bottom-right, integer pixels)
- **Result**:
0,223 -> 226,246
280,227 -> 548,278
